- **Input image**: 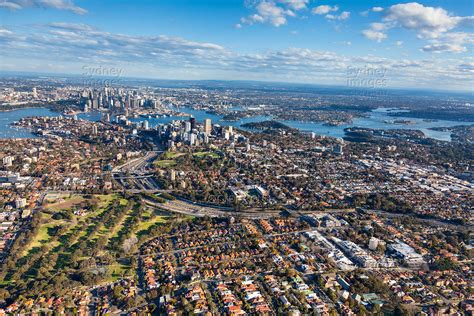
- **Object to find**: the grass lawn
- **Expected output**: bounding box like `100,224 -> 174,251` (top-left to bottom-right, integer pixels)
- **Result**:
97,194 -> 128,208
22,214 -> 65,256
104,263 -> 132,283
154,159 -> 177,168
108,212 -> 133,240
23,194 -> 126,257
135,215 -> 167,233
193,151 -> 220,159
141,208 -> 153,219
45,195 -> 85,212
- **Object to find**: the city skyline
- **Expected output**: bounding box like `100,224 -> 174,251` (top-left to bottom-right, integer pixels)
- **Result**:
1,0 -> 473,91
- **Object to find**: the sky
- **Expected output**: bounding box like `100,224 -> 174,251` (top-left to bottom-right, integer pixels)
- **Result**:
0,0 -> 473,91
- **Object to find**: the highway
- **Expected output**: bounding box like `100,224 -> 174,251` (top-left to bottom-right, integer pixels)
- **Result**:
144,198 -> 282,219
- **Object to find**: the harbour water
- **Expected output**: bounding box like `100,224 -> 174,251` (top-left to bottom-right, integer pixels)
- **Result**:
0,108 -> 102,138
0,106 -> 471,141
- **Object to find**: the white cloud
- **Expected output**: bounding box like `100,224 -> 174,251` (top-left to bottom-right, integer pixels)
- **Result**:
370,22 -> 389,32
0,1 -> 22,9
334,40 -> 351,46
49,22 -> 95,32
360,6 -> 383,17
363,3 -> 474,52
326,11 -> 350,21
0,27 -> 13,35
361,21 -> 391,43
1,22 -> 473,90
0,0 -> 86,14
311,4 -> 351,21
422,32 -> 474,53
384,2 -> 473,39
277,0 -> 308,11
362,29 -> 387,42
422,43 -> 466,53
312,5 -> 338,15
458,62 -> 474,73
239,0 -> 304,27
396,40 -> 403,46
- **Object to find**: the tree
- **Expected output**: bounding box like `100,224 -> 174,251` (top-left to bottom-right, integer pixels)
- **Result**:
394,305 -> 409,316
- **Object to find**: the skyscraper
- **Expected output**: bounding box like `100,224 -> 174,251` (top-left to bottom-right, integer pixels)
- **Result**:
204,118 -> 212,135
185,121 -> 191,132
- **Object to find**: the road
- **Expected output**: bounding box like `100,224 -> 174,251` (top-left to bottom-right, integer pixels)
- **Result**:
144,198 -> 282,219
112,151 -> 160,173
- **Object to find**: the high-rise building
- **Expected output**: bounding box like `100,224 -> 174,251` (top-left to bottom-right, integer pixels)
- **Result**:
369,237 -> 380,251
189,133 -> 196,145
92,125 -> 98,135
333,144 -> 343,155
185,121 -> 191,132
190,117 -> 196,130
204,118 -> 212,135
15,198 -> 27,209
3,156 -> 13,167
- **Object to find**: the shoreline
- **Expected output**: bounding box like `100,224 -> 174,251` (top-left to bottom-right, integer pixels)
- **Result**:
1,106 -> 471,142
0,105 -> 47,113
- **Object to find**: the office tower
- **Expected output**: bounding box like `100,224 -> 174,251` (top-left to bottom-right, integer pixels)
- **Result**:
92,125 -> 98,135
185,121 -> 191,132
85,100 -> 91,112
189,133 -> 196,145
333,144 -> 343,155
204,118 -> 212,135
143,120 -> 149,130
190,117 -> 196,130
32,87 -> 37,99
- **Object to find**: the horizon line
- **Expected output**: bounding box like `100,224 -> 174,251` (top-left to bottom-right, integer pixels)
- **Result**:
1,70 -> 473,96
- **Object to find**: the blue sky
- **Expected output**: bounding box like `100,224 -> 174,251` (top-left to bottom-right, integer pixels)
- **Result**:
0,0 -> 473,91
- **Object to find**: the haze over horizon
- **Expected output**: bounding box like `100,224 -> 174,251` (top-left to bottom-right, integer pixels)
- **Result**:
1,0 -> 473,91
